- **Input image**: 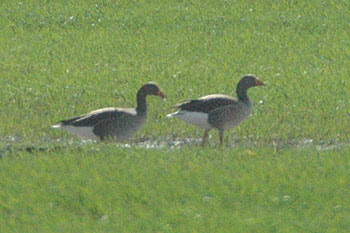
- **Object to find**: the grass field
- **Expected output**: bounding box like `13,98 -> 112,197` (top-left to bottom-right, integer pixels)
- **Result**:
1,0 -> 350,232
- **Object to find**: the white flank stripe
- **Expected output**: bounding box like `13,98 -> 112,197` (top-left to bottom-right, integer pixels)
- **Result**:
166,112 -> 180,118
52,124 -> 61,129
58,125 -> 99,140
168,111 -> 212,130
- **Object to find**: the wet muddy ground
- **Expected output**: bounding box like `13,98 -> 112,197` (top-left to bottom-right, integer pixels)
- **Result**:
0,134 -> 346,157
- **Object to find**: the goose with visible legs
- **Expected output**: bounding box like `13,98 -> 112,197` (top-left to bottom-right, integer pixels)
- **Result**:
167,75 -> 264,145
52,82 -> 166,141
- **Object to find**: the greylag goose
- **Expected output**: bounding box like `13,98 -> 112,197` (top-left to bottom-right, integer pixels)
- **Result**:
167,75 -> 264,145
52,82 -> 166,141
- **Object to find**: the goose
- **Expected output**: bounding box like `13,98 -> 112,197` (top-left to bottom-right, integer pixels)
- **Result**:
52,82 -> 166,141
167,75 -> 264,145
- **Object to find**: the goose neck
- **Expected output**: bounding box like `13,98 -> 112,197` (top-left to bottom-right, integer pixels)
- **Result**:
136,91 -> 147,114
236,84 -> 250,104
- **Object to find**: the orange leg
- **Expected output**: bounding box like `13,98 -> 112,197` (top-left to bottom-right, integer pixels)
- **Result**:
202,129 -> 210,146
219,130 -> 224,146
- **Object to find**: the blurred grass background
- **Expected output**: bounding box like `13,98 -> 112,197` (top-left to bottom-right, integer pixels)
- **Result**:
1,0 -> 350,144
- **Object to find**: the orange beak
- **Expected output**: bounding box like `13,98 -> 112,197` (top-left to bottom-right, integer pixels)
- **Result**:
255,79 -> 265,86
157,90 -> 166,99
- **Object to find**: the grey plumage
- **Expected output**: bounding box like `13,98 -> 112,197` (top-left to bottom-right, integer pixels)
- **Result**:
53,83 -> 165,141
168,75 -> 265,145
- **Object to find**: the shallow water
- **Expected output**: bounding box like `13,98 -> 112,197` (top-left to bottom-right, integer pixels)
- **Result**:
0,135 -> 346,157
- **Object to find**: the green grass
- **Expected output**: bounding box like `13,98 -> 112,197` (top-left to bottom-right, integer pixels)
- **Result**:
1,146 -> 350,232
1,0 -> 350,232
